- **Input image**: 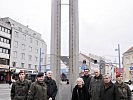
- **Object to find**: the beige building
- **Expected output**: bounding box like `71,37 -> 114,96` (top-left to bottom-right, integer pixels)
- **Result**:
122,47 -> 133,81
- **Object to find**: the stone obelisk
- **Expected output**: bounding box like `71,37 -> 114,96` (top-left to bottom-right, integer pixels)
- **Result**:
50,0 -> 79,99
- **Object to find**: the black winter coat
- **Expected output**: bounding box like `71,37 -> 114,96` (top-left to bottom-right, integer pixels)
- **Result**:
99,81 -> 120,100
71,85 -> 90,100
81,74 -> 92,89
44,77 -> 57,100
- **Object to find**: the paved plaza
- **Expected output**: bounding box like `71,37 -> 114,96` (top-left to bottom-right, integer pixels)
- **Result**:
0,83 -> 133,100
0,84 -> 10,100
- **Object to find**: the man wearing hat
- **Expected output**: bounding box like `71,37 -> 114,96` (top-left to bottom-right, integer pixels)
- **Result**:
27,72 -> 47,100
115,73 -> 132,100
11,71 -> 31,100
81,68 -> 92,90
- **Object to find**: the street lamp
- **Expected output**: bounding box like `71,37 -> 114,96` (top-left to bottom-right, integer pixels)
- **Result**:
39,48 -> 42,72
115,44 -> 121,73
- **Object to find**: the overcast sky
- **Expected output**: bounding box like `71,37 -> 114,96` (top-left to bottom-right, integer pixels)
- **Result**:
1,0 -> 133,62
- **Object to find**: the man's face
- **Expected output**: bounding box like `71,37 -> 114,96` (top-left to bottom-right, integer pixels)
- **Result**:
94,70 -> 100,77
37,76 -> 44,82
47,72 -> 52,78
19,73 -> 25,80
117,75 -> 123,83
104,75 -> 111,83
84,70 -> 89,75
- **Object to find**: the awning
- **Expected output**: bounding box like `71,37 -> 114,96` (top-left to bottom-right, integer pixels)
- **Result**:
0,65 -> 9,69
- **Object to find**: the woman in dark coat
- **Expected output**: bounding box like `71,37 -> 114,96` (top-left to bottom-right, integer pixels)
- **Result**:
71,77 -> 90,100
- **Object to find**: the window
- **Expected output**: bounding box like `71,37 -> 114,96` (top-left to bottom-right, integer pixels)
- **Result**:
13,51 -> 17,58
35,48 -> 38,53
12,62 -> 16,67
22,44 -> 25,50
29,46 -> 32,52
28,64 -> 31,69
30,38 -> 32,43
14,31 -> 19,37
7,29 -> 10,34
14,41 -> 18,48
2,48 -> 6,53
6,39 -> 9,44
5,49 -> 8,54
29,55 -> 32,61
125,57 -> 130,65
0,37 -> 4,42
35,65 -> 37,70
21,63 -> 24,68
0,48 -> 2,53
21,53 -> 25,60
5,28 -> 8,33
36,40 -> 38,45
0,26 -> 1,31
35,56 -> 38,62
1,27 -> 4,32
23,34 -> 26,40
3,38 -> 7,43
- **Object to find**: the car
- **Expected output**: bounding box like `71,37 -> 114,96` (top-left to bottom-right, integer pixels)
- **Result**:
124,80 -> 133,92
128,84 -> 133,92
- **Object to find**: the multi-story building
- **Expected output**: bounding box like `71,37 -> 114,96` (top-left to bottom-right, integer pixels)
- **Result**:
0,20 -> 11,83
79,53 -> 116,79
0,17 -> 47,82
122,47 -> 133,81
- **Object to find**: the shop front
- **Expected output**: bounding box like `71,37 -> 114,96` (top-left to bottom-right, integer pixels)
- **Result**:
0,65 -> 10,83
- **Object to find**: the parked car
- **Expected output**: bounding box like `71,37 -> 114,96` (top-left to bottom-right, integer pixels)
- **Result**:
124,80 -> 133,92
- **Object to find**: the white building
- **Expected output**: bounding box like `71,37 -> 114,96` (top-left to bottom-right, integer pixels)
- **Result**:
0,17 -> 47,73
0,19 -> 11,83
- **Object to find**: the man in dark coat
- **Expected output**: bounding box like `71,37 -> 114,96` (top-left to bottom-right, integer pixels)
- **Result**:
11,71 -> 31,100
100,74 -> 120,100
27,72 -> 47,100
89,68 -> 103,100
44,71 -> 57,100
81,68 -> 92,90
71,77 -> 90,100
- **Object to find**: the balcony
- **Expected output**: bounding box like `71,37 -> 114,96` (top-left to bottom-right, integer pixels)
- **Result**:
0,42 -> 10,49
0,31 -> 11,39
0,53 -> 9,59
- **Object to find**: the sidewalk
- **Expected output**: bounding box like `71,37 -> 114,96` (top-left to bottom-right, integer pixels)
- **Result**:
0,83 -> 10,89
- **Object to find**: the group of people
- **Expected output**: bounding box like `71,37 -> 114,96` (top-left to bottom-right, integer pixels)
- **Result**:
10,70 -> 57,100
72,68 -> 132,100
10,68 -> 132,100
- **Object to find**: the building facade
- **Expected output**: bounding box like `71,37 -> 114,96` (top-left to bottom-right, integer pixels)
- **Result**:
0,17 -> 47,83
122,47 -> 133,82
0,19 -> 11,83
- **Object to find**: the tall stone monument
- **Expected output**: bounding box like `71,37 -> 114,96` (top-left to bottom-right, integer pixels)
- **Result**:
50,0 -> 79,99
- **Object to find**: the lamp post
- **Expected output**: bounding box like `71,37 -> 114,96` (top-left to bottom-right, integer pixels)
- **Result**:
115,44 -> 121,73
39,48 -> 42,72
